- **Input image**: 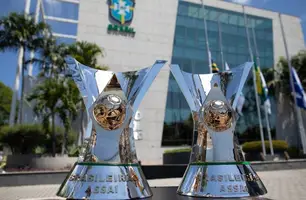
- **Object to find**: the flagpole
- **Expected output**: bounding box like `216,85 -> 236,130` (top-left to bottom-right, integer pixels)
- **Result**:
279,13 -> 306,154
243,6 -> 266,156
217,14 -> 225,71
264,108 -> 274,155
251,26 -> 274,156
200,0 -> 212,73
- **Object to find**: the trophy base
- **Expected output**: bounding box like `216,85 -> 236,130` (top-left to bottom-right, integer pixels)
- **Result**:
177,162 -> 267,198
57,162 -> 152,199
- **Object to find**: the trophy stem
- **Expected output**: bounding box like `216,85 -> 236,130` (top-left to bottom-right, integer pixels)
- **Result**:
210,132 -> 235,162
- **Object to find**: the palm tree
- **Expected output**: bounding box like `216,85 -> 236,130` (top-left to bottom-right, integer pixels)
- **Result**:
28,36 -> 69,77
27,77 -> 68,157
58,79 -> 80,155
68,41 -> 108,69
0,12 -> 50,125
68,41 -> 109,144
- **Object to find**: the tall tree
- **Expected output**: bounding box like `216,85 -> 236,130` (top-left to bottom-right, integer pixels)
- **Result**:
27,77 -> 67,157
58,79 -> 80,155
0,82 -> 13,126
0,12 -> 49,125
28,36 -> 68,77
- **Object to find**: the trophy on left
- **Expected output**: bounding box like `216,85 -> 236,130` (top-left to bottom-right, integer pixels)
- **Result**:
57,57 -> 166,200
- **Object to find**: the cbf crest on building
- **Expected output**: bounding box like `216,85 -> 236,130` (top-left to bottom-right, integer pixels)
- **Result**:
107,0 -> 136,36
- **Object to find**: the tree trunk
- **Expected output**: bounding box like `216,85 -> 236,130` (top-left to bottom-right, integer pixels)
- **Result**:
9,46 -> 24,126
61,128 -> 68,155
18,48 -> 26,124
52,114 -> 56,157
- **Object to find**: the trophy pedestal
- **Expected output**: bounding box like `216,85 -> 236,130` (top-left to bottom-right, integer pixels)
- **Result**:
57,162 -> 152,199
177,162 -> 267,198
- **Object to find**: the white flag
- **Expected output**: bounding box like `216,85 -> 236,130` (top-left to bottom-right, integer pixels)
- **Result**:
260,71 -> 272,115
225,62 -> 230,71
236,93 -> 245,116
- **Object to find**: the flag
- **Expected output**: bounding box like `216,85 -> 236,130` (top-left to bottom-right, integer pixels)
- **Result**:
254,59 -> 272,114
211,60 -> 219,73
291,67 -> 306,109
225,62 -> 230,71
208,50 -> 219,73
260,72 -> 272,114
237,93 -> 245,116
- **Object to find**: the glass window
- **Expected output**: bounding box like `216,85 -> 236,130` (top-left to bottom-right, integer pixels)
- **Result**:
46,19 -> 78,36
178,3 -> 188,16
188,6 -> 199,18
229,14 -> 238,26
163,1 -> 274,146
43,0 -> 79,20
208,9 -> 219,21
207,21 -> 218,32
175,26 -> 185,38
56,37 -> 76,45
219,13 -> 229,24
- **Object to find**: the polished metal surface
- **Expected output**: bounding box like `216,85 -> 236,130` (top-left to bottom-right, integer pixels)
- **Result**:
170,62 -> 267,198
57,163 -> 151,199
202,100 -> 233,132
57,56 -> 166,199
177,163 -> 267,198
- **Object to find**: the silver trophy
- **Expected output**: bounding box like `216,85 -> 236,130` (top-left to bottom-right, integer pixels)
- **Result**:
170,63 -> 267,198
57,57 -> 166,199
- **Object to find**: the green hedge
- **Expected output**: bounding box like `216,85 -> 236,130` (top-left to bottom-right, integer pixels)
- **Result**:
164,148 -> 191,154
0,124 -> 77,154
242,140 -> 288,153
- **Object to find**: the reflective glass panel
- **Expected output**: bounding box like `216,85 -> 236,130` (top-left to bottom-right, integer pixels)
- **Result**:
162,1 -> 274,146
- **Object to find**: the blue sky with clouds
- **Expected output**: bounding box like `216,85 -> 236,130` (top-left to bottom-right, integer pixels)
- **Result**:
0,0 -> 305,88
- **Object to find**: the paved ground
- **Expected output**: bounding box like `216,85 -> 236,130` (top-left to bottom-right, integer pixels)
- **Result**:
0,169 -> 306,200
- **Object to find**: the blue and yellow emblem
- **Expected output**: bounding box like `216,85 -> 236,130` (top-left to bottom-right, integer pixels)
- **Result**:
109,0 -> 135,25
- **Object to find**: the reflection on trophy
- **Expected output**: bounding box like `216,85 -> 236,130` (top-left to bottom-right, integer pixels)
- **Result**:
170,63 -> 267,198
57,56 -> 166,199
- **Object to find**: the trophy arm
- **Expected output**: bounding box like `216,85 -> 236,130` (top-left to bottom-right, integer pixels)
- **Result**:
170,64 -> 212,163
226,62 -> 253,110
127,60 -> 167,111
169,64 -> 198,112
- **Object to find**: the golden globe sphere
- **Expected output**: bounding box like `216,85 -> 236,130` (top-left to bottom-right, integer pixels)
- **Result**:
93,94 -> 126,130
202,100 -> 233,132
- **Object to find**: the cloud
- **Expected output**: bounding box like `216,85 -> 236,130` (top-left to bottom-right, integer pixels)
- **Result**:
230,0 -> 252,5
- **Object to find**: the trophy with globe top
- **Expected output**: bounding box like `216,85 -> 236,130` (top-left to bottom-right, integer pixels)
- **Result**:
170,62 -> 267,198
57,56 -> 166,199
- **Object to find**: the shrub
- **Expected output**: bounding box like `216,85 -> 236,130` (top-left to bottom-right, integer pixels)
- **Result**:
164,148 -> 191,154
0,124 -> 45,154
286,147 -> 305,159
68,144 -> 81,157
0,124 -> 77,154
242,140 -> 288,154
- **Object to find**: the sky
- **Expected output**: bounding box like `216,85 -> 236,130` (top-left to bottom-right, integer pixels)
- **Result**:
0,0 -> 306,89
